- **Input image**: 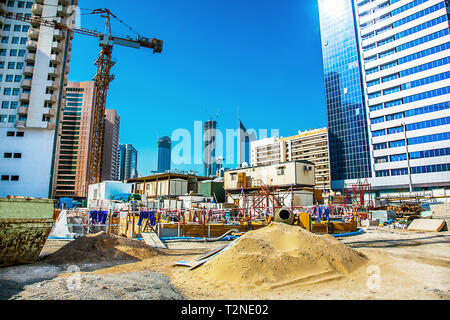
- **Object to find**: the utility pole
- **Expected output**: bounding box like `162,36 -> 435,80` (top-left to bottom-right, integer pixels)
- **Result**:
403,123 -> 413,193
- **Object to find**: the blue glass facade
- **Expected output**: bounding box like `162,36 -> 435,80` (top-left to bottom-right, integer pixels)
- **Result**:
157,136 -> 172,173
318,0 -> 372,184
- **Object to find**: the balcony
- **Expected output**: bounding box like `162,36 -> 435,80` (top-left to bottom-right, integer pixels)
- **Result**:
46,80 -> 60,90
26,40 -> 38,51
45,94 -> 58,103
15,121 -> 26,129
31,4 -> 43,16
50,54 -> 62,64
28,28 -> 40,40
21,79 -> 32,90
23,66 -> 34,76
52,41 -> 63,52
19,93 -> 30,102
57,5 -> 70,17
53,29 -> 64,41
25,52 -> 36,63
44,108 -> 56,117
17,107 -> 28,116
48,67 -> 60,77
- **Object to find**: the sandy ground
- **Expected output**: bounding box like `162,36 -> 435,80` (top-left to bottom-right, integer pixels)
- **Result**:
0,226 -> 449,300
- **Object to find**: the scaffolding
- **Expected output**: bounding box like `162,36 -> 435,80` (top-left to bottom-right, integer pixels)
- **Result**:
342,179 -> 374,212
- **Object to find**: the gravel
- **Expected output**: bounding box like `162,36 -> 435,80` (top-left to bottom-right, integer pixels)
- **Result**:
0,262 -> 184,300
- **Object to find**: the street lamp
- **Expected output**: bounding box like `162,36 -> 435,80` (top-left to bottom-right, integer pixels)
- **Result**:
402,122 -> 413,193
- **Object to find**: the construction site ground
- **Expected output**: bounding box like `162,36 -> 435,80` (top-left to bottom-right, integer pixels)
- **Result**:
0,226 -> 449,300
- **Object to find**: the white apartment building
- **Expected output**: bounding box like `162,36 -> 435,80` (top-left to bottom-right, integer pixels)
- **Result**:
0,0 -> 77,198
355,0 -> 450,191
250,128 -> 332,195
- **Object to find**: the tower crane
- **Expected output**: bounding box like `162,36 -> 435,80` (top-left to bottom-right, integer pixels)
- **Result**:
0,6 -> 163,186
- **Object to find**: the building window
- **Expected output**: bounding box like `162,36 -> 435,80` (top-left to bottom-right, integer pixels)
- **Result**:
4,153 -> 12,159
277,166 -> 286,176
1,176 -> 9,181
6,131 -> 15,137
10,176 -> 19,182
13,153 -> 22,159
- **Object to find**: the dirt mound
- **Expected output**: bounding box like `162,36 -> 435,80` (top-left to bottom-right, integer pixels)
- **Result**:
192,223 -> 367,287
44,232 -> 159,265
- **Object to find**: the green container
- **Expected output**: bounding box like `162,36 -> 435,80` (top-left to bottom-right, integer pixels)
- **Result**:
200,182 -> 225,203
0,198 -> 55,267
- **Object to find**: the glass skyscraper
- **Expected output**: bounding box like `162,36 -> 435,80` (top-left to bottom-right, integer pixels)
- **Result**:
318,0 -> 372,190
318,0 -> 450,192
119,144 -> 138,180
203,120 -> 217,177
157,136 -> 171,173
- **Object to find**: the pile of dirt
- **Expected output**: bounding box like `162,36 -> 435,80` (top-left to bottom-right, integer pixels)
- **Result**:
191,223 -> 368,287
44,232 -> 159,265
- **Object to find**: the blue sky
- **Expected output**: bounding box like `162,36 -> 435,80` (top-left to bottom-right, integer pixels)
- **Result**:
69,0 -> 326,176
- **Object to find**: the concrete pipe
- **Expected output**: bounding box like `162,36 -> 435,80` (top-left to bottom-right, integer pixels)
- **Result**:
273,207 -> 295,225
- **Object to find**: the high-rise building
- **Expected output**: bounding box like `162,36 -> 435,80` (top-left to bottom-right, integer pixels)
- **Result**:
101,109 -> 120,181
53,81 -> 95,200
238,120 -> 256,166
318,0 -> 450,192
0,0 -> 77,198
119,144 -> 138,180
203,120 -> 217,177
250,128 -> 332,195
157,136 -> 171,173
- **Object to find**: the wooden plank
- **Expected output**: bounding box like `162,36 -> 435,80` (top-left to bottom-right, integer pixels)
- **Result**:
195,244 -> 228,261
142,232 -> 166,249
407,219 -> 446,232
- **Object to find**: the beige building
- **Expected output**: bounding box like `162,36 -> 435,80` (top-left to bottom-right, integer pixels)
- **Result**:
53,81 -> 96,200
251,128 -> 331,195
101,109 -> 120,181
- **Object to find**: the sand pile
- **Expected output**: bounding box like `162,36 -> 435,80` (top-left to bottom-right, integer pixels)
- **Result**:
44,232 -> 159,265
192,223 -> 367,287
